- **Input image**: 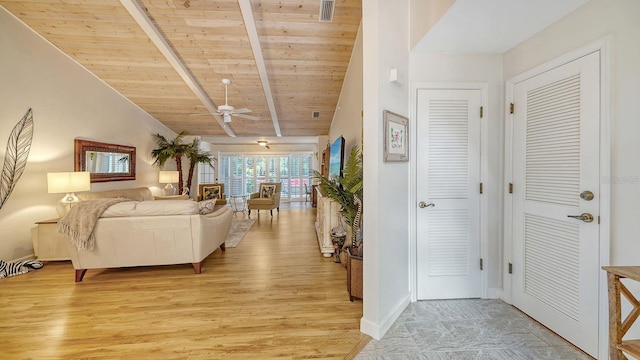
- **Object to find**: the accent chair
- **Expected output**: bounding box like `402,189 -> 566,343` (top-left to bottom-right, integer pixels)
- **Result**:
197,183 -> 227,206
247,182 -> 281,217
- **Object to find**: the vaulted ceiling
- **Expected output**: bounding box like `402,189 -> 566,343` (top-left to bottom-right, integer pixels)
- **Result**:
0,0 -> 362,138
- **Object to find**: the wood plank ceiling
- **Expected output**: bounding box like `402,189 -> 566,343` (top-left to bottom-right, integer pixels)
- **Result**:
0,0 -> 361,138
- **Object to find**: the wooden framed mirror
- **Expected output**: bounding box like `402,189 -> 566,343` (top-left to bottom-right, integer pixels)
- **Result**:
74,139 -> 136,182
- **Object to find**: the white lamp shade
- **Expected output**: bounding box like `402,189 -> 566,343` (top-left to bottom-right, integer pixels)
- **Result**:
159,170 -> 179,184
47,172 -> 91,194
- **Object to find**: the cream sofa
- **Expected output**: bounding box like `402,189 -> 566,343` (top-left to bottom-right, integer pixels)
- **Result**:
69,187 -> 232,282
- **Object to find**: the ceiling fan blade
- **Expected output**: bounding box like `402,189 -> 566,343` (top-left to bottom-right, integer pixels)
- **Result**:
233,108 -> 252,114
190,109 -> 224,117
234,113 -> 260,121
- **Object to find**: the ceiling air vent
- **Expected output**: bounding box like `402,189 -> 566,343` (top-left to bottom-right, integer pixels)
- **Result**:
319,0 -> 335,22
312,111 -> 321,118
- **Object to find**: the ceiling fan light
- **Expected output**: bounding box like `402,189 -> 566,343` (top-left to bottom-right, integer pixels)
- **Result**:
223,113 -> 232,123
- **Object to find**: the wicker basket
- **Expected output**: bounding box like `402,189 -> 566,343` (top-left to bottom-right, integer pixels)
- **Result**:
347,250 -> 363,301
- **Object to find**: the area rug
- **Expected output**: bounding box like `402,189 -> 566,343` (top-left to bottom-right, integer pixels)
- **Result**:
225,218 -> 256,248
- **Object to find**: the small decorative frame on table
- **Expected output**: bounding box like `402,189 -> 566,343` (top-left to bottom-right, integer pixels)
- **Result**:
383,110 -> 409,162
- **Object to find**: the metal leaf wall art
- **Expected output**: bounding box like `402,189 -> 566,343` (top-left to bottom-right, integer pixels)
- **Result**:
0,108 -> 34,210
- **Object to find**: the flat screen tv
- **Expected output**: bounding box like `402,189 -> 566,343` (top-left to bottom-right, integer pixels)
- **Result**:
328,136 -> 345,180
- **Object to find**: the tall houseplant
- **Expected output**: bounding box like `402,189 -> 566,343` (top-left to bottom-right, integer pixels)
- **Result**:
312,145 -> 363,244
151,131 -> 189,191
151,133 -> 216,196
184,138 -> 216,193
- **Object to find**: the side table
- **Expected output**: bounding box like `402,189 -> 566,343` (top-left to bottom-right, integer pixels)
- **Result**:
228,195 -> 248,215
32,219 -> 70,261
603,266 -> 640,360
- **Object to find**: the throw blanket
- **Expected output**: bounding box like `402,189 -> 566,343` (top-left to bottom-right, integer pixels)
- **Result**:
0,259 -> 43,279
57,198 -> 128,251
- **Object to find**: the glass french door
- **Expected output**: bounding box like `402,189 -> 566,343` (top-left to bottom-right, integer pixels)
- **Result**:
215,153 -> 313,202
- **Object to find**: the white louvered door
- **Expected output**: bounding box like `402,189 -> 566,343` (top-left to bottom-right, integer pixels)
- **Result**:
511,52 -> 600,357
416,89 -> 481,300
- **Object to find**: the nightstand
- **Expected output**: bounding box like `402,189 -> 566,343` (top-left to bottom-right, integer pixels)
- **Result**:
32,219 -> 70,261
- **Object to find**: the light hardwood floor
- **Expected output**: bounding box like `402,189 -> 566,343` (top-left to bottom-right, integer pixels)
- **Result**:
0,204 -> 365,359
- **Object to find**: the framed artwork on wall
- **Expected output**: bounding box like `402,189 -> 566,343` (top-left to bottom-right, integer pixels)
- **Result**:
383,110 -> 409,162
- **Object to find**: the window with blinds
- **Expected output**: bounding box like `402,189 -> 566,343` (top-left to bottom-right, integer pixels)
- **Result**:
216,153 -> 313,201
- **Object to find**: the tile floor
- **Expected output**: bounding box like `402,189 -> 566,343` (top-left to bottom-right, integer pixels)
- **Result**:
355,299 -> 593,360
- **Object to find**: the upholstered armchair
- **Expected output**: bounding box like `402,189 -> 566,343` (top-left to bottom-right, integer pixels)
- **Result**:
197,183 -> 227,206
247,182 -> 281,217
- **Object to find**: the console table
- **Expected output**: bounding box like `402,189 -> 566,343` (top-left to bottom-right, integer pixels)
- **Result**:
315,188 -> 341,257
603,266 -> 640,360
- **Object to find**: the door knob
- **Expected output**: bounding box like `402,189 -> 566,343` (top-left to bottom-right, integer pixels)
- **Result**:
567,213 -> 594,223
580,191 -> 594,201
418,201 -> 435,208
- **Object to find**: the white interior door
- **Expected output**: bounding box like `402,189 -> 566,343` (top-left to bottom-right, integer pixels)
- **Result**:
416,88 -> 482,300
511,52 -> 600,357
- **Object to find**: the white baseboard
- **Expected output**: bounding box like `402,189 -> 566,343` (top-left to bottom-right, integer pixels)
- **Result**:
486,287 -> 501,299
360,293 -> 411,340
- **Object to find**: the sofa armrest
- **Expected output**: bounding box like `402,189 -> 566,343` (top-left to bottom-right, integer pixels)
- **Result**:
193,207 -> 233,261
249,192 -> 260,200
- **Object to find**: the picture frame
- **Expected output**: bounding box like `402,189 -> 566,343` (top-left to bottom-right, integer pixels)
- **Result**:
383,110 -> 409,162
202,185 -> 222,200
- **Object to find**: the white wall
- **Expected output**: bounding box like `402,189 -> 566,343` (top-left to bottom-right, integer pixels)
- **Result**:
0,7 -> 176,261
409,0 -> 455,49
409,53 -> 504,294
361,0 -> 411,340
329,23 -> 363,154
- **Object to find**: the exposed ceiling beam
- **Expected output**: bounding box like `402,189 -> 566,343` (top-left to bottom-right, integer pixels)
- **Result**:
238,0 -> 282,137
119,0 -> 236,137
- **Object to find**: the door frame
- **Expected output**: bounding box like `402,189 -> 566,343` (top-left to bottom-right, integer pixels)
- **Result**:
410,82 -> 489,302
502,37 -> 612,360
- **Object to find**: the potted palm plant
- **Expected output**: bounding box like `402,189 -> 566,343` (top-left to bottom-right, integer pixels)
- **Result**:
184,137 -> 216,193
151,132 -> 215,196
151,131 -> 189,191
312,145 -> 363,251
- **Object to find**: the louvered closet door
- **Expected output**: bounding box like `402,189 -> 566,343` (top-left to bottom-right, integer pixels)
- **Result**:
416,89 -> 481,300
511,52 -> 600,357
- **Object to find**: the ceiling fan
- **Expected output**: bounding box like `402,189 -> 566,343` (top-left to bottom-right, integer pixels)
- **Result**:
191,79 -> 260,123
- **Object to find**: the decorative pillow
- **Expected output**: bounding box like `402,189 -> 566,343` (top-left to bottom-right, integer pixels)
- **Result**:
202,185 -> 222,200
198,198 -> 217,215
260,184 -> 277,199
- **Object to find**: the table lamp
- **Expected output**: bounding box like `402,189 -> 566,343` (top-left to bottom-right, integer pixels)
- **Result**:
47,171 -> 91,217
159,170 -> 179,196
